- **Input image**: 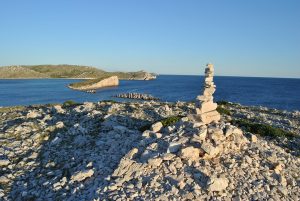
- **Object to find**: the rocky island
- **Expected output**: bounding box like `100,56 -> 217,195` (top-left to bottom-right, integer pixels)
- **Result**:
0,65 -> 156,90
0,65 -> 157,80
0,64 -> 299,200
68,76 -> 119,91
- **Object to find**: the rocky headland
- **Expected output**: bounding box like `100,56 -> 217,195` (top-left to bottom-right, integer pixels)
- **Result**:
68,76 -> 119,91
0,64 -> 299,200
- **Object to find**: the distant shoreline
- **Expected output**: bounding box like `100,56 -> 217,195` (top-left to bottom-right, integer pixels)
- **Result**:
0,78 -> 93,80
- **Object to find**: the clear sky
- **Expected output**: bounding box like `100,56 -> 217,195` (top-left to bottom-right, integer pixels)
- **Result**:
0,0 -> 299,78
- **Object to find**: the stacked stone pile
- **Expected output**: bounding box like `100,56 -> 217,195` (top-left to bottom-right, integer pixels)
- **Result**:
190,63 -> 221,124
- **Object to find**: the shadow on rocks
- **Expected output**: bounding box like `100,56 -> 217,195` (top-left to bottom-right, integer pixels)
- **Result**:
7,104 -> 155,201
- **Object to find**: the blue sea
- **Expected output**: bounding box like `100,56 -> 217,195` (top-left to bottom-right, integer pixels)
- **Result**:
0,75 -> 300,111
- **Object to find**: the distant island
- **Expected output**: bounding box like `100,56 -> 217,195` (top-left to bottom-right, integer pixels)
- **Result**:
0,65 -> 157,90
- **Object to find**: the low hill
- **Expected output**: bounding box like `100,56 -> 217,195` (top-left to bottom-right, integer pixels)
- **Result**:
0,65 -> 156,80
0,66 -> 50,79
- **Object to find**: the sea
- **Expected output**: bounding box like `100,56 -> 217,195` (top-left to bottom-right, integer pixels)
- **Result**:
0,75 -> 300,111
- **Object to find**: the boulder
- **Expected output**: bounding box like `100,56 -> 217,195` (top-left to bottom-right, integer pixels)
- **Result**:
207,177 -> 229,192
0,176 -> 9,184
26,110 -> 40,119
250,134 -> 258,143
180,147 -> 200,161
167,142 -> 182,153
0,159 -> 10,167
150,122 -> 163,133
200,142 -> 220,157
148,158 -> 163,168
71,169 -> 94,182
53,105 -> 65,114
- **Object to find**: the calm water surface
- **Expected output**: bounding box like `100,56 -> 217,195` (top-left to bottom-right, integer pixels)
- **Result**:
0,75 -> 300,111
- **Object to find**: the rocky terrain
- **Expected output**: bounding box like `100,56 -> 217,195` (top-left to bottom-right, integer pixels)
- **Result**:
114,93 -> 160,101
0,100 -> 299,200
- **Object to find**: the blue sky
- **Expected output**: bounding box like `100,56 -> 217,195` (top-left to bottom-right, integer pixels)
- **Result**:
0,0 -> 299,77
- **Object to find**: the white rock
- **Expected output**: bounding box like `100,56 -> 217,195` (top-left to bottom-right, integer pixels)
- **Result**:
150,122 -> 163,133
148,158 -> 163,168
250,134 -> 258,143
201,142 -> 220,157
0,159 -> 10,167
53,105 -> 65,114
71,169 -> 94,182
55,121 -> 64,129
180,147 -> 200,161
208,177 -> 229,192
26,110 -> 40,119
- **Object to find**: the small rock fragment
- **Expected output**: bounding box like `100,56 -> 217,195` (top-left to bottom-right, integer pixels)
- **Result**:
71,169 -> 94,182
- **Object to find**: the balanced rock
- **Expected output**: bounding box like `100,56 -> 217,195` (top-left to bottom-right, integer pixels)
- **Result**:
189,63 -> 221,124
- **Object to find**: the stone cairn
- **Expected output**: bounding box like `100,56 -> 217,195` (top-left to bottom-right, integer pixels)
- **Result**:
189,63 -> 221,124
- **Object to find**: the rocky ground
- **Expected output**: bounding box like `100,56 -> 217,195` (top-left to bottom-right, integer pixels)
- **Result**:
0,101 -> 299,200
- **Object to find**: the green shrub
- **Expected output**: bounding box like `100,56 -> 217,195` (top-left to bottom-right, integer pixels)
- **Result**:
139,115 -> 183,132
101,100 -> 119,104
217,106 -> 231,115
232,119 -> 296,138
161,116 -> 183,127
216,100 -> 231,106
62,100 -> 79,107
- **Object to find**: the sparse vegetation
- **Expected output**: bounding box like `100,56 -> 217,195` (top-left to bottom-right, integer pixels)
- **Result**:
0,65 -> 155,80
139,115 -> 183,132
62,100 -> 80,108
217,106 -> 231,115
217,100 -> 231,106
232,119 -> 296,138
161,116 -> 183,127
101,100 -> 120,104
0,106 -> 25,113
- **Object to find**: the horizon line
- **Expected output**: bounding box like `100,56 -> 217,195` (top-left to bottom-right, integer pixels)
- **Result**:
0,64 -> 299,79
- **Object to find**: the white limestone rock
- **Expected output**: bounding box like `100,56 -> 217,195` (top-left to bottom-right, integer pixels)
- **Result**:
180,146 -> 200,161
208,177 -> 229,192
0,159 -> 10,167
150,122 -> 163,133
71,169 -> 94,183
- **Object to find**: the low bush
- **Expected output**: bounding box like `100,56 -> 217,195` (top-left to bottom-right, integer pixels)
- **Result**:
216,100 -> 231,106
139,115 -> 183,132
62,100 -> 79,107
217,106 -> 231,115
101,100 -> 119,104
161,116 -> 183,127
232,119 -> 296,138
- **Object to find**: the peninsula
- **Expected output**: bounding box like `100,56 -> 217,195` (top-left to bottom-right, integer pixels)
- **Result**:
0,65 -> 156,91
